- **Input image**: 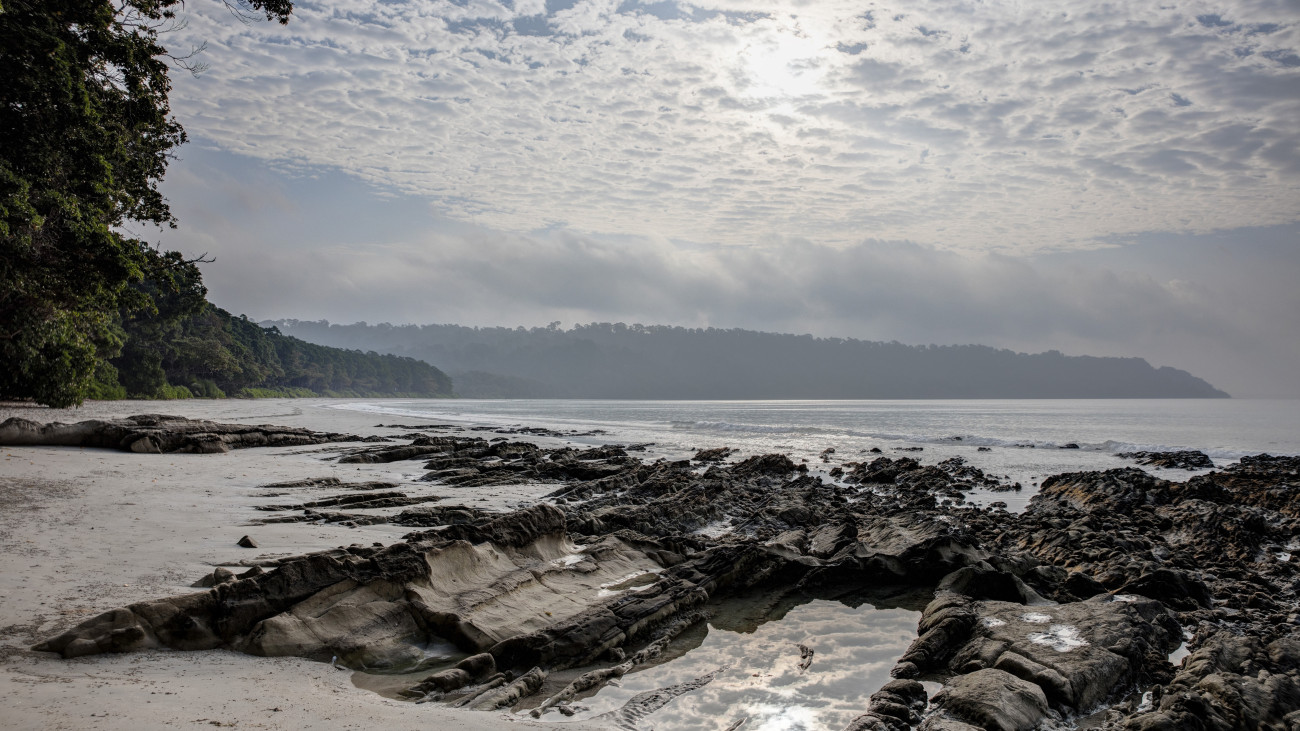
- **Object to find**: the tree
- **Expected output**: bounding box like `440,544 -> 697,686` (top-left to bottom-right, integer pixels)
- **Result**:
0,0 -> 291,406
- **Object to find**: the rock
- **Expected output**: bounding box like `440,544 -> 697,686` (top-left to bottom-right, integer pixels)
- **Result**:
845,678 -> 930,729
0,415 -> 356,453
1118,450 -> 1214,470
1122,630 -> 1300,730
928,668 -> 1048,731
731,453 -> 799,477
467,666 -> 547,710
403,653 -> 496,696
1118,568 -> 1212,610
895,595 -> 977,675
24,420 -> 1300,725
192,567 -> 237,588
693,447 -> 733,462
937,565 -> 1046,605
992,651 -> 1074,706
237,536 -> 258,549
1062,571 -> 1108,599
34,541 -> 434,659
919,718 -> 982,731
926,596 -> 1179,716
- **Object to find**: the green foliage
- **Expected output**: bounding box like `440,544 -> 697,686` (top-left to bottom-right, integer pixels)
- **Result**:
0,0 -> 292,406
1,0 -> 445,404
86,361 -> 128,400
108,263 -> 454,398
188,379 -> 226,399
158,383 -> 192,399
236,387 -> 317,399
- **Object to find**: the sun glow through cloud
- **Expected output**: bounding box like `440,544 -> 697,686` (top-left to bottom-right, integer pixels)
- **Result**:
739,25 -> 829,100
162,0 -> 1300,253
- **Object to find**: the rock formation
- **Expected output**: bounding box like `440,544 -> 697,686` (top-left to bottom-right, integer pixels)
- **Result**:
0,414 -> 357,453
24,421 -> 1300,728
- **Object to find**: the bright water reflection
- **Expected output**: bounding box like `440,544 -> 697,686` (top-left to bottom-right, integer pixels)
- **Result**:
531,587 -> 930,729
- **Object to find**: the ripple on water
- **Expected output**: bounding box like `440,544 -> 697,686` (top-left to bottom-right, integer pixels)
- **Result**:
525,586 -> 930,730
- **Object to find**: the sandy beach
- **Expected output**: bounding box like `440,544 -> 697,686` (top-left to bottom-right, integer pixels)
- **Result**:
7,397 -> 1300,730
0,398 -> 594,730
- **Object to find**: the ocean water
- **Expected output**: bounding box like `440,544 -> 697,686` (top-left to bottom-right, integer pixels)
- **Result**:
328,398 -> 1299,510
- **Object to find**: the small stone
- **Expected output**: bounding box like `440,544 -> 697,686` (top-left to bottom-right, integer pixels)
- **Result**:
237,535 -> 259,548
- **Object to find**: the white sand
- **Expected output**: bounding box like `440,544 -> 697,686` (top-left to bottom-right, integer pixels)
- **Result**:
0,399 -> 598,730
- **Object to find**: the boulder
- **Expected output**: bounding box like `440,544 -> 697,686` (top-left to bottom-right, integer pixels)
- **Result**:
928,668 -> 1049,731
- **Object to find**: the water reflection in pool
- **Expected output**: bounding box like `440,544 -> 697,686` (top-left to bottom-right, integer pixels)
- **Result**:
528,586 -> 930,729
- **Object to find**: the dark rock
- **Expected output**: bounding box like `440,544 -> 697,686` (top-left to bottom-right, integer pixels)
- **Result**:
937,565 -> 1046,604
192,567 -> 236,588
237,536 -> 258,549
731,453 -> 799,477
1117,450 -> 1214,470
846,677 -> 930,729
1062,571 -> 1108,600
692,447 -> 732,462
24,419 -> 1300,725
1118,568 -> 1212,610
928,668 -> 1048,731
1123,630 -> 1300,730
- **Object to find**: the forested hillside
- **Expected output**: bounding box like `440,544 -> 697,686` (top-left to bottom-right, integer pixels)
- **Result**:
86,256 -> 452,400
270,321 -> 1228,399
0,0 -> 308,406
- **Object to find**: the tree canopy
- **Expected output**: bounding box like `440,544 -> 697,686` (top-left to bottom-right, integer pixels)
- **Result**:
0,0 -> 291,405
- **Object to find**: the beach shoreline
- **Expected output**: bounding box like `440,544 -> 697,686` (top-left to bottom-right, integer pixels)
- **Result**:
0,399 -> 596,730
4,397 -> 1299,730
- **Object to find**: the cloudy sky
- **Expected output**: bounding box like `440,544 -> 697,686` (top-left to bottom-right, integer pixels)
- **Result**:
146,0 -> 1300,396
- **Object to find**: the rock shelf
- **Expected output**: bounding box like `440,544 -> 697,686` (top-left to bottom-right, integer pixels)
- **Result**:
0,414 -> 357,453
22,418 -> 1300,729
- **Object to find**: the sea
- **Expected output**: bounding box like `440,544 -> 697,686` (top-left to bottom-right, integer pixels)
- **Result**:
333,398 -> 1298,728
328,398 -> 1299,511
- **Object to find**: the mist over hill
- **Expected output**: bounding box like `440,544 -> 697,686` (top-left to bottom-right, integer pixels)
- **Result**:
266,321 -> 1229,399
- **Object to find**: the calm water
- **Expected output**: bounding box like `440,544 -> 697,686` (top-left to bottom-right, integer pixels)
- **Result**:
528,588 -> 932,729
328,398 -> 1298,509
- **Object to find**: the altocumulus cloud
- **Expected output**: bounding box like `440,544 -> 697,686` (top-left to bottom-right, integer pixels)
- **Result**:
160,160 -> 1298,397
168,0 -> 1300,251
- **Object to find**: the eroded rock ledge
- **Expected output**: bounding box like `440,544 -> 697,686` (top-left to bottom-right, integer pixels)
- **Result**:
26,421 -> 1300,729
0,415 -> 357,453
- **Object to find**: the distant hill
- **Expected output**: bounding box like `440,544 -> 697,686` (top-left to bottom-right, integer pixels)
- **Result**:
100,305 -> 453,400
266,320 -> 1230,399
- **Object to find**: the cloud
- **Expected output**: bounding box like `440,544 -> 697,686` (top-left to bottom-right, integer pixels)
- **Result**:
150,147 -> 1299,397
164,0 -> 1300,251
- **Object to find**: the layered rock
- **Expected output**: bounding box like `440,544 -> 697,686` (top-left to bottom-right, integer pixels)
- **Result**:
24,420 -> 1300,725
0,414 -> 356,453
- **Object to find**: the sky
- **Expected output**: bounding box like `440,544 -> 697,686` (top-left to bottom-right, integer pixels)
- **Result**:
144,0 -> 1300,396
